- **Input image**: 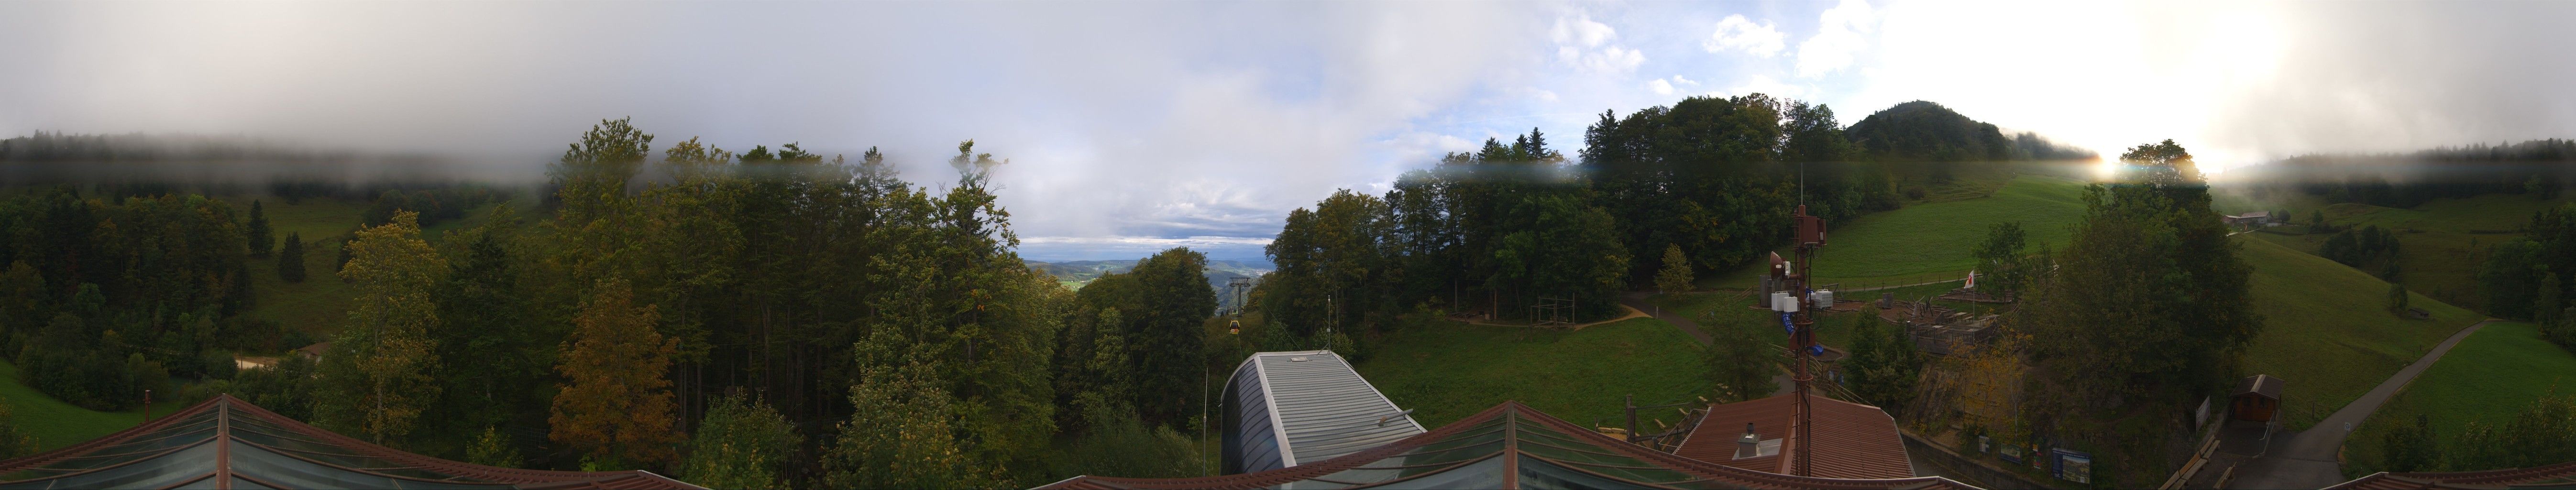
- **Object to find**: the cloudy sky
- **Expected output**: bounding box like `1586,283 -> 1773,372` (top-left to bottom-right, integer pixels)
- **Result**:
5,1 -> 2572,261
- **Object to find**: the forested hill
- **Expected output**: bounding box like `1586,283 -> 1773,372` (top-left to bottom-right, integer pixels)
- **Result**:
1846,100 -> 2095,182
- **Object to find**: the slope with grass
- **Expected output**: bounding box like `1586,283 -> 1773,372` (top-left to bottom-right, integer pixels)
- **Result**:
0,360 -> 187,451
2245,193 -> 2571,312
1706,174 -> 2090,289
2235,236 -> 2486,430
2342,321 -> 2576,476
1353,317 -> 1712,430
237,194 -> 527,338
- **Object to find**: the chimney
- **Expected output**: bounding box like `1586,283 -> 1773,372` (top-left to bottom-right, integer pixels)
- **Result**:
1735,423 -> 1761,459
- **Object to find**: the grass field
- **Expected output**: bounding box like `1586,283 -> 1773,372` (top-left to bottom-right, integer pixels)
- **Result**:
1353,317 -> 1713,430
2342,322 -> 2576,476
1706,175 -> 2090,289
2244,193 -> 2569,313
2235,236 -> 2487,430
0,361 -> 188,451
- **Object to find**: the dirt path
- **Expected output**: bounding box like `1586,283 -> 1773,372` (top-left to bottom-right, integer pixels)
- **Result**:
1619,292 -> 1713,345
2227,319 -> 2498,490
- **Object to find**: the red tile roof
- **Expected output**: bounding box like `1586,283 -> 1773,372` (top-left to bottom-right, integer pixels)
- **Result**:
1674,393 -> 1916,480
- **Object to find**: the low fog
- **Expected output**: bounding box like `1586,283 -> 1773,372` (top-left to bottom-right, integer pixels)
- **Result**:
4,1 -> 2573,260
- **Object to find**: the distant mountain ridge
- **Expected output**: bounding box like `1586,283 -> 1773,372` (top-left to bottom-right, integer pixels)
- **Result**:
1024,258 -> 1274,312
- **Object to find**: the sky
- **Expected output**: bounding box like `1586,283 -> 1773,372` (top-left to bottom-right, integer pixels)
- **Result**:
5,1 -> 2573,262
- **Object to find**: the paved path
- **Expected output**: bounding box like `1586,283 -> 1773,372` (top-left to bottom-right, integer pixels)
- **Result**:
2227,319 -> 2498,490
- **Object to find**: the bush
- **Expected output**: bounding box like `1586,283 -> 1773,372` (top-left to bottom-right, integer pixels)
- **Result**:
2381,414 -> 2438,472
1904,186 -> 1929,200
201,349 -> 238,380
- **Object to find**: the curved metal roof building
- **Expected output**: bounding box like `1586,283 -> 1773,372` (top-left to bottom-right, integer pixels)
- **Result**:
1220,350 -> 1426,475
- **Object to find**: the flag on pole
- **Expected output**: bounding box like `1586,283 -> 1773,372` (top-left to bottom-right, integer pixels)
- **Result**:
1965,270 -> 1978,290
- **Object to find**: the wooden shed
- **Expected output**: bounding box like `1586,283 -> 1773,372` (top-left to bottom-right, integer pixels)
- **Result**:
2231,374 -> 2285,423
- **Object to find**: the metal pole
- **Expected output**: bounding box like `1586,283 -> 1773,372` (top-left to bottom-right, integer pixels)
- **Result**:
1203,366 -> 1211,476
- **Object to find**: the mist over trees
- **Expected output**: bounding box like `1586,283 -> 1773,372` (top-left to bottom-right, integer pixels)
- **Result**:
1252,94 -> 2084,344
2241,138 -> 2576,208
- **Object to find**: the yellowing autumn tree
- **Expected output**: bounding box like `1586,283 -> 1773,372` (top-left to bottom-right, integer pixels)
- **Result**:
316,211 -> 446,444
549,279 -> 683,468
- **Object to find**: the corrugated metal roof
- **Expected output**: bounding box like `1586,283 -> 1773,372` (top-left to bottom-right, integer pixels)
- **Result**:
1040,401 -> 1978,490
1674,393 -> 1917,480
1238,350 -> 1425,467
0,394 -> 704,490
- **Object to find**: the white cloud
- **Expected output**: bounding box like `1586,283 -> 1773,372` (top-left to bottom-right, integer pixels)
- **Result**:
1551,13 -> 1616,48
1705,14 -> 1785,57
1551,13 -> 1645,75
1648,75 -> 1700,96
1559,45 -> 1645,74
1796,0 -> 1880,77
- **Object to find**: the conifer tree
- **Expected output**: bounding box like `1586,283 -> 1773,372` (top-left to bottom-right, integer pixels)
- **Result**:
1656,244 -> 1693,295
277,233 -> 306,283
247,200 -> 274,257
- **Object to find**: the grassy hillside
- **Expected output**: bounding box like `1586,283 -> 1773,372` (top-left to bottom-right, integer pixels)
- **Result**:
2235,236 -> 2486,430
0,361 -> 187,450
2343,322 -> 2576,475
1708,174 -> 2090,289
1354,317 -> 1712,430
2246,193 -> 2569,313
236,194 -> 525,340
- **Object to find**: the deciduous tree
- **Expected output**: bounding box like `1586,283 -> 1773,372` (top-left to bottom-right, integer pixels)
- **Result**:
315,211 -> 444,445
2020,140 -> 2259,407
549,279 -> 683,468
682,394 -> 802,490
